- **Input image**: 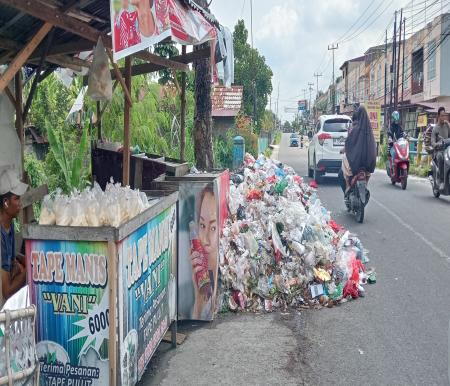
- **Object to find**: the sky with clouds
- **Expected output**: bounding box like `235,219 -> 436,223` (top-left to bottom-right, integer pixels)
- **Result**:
210,0 -> 415,121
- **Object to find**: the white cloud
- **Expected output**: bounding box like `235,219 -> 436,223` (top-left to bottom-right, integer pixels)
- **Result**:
257,4 -> 299,39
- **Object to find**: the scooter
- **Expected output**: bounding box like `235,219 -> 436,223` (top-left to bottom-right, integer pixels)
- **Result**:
430,138 -> 450,198
386,137 -> 410,190
339,169 -> 370,223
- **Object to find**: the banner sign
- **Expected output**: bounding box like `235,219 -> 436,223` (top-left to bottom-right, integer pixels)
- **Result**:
110,0 -> 216,61
366,100 -> 382,142
298,100 -> 307,111
118,204 -> 177,385
417,114 -> 428,128
27,240 -> 110,386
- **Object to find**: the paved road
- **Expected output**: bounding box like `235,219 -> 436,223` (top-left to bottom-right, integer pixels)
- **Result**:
278,133 -> 450,385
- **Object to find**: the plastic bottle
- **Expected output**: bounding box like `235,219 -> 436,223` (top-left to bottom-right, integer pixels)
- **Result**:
189,222 -> 211,296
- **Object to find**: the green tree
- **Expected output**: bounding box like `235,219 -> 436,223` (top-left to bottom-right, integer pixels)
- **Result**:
260,110 -> 276,132
233,20 -> 273,133
153,42 -> 179,85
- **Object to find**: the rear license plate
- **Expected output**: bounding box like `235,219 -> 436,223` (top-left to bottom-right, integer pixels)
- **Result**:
333,137 -> 345,146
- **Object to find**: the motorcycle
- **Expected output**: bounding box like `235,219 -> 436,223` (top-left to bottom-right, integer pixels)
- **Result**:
386,137 -> 410,190
339,169 -> 370,223
430,138 -> 450,198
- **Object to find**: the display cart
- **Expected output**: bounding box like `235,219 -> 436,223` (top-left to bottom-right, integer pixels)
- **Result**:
23,192 -> 178,386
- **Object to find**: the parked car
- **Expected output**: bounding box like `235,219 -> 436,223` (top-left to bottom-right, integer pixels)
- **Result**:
307,114 -> 352,182
290,133 -> 299,147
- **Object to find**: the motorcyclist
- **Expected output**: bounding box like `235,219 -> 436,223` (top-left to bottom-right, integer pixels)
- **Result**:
431,106 -> 450,189
341,106 -> 376,196
388,111 -> 405,163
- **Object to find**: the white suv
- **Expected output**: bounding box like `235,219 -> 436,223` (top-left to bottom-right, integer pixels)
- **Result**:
307,114 -> 352,182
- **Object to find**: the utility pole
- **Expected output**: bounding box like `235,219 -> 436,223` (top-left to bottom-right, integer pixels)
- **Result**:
313,72 -> 323,98
395,9 -> 403,109
389,11 -> 397,127
276,82 -> 280,130
328,43 -> 339,114
401,17 -> 406,105
384,29 -> 388,130
308,82 -> 314,118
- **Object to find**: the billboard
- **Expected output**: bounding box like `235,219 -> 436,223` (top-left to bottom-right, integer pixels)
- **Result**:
365,100 -> 382,142
110,0 -> 216,61
27,240 -> 111,386
118,204 -> 177,385
298,100 -> 307,111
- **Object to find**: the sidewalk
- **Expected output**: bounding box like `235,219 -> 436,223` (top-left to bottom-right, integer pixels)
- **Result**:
139,312 -> 307,386
270,144 -> 280,160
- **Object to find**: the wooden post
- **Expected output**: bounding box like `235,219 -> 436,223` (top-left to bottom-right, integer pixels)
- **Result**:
96,101 -> 102,140
123,56 -> 132,186
180,45 -> 187,162
107,241 -> 117,386
0,22 -> 52,92
14,72 -> 24,176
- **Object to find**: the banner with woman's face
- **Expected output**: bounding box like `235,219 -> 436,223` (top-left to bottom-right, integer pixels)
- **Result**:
177,172 -> 229,321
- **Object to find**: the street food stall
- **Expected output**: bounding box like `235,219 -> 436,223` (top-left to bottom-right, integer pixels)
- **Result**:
23,192 -> 178,386
0,0 -> 222,384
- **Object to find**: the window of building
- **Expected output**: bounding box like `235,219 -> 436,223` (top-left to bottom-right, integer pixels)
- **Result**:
427,39 -> 436,80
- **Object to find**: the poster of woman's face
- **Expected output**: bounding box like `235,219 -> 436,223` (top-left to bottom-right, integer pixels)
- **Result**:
177,181 -> 219,321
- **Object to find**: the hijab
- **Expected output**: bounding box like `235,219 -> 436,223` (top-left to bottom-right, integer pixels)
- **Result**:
345,106 -> 377,175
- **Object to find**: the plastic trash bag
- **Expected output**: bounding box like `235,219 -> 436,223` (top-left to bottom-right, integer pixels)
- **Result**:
87,37 -> 112,101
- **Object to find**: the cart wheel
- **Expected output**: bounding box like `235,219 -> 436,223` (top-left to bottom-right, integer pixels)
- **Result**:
433,189 -> 440,198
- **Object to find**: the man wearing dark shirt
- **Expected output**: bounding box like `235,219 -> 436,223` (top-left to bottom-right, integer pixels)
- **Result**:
0,169 -> 28,308
431,107 -> 450,188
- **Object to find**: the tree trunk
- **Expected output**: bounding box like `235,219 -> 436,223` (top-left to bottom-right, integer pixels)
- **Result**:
193,0 -> 214,170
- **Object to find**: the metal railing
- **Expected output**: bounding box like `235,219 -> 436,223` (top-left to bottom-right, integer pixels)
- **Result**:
0,306 -> 39,385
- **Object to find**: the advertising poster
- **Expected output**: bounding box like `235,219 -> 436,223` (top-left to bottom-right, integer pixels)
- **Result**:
110,0 -> 216,61
118,205 -> 177,385
178,172 -> 230,321
366,100 -> 381,142
27,240 -> 110,386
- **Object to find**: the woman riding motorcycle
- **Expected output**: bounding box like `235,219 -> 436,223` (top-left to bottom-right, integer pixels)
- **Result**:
341,105 -> 377,195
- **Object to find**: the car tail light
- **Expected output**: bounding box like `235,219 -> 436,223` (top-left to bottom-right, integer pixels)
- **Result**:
318,133 -> 332,146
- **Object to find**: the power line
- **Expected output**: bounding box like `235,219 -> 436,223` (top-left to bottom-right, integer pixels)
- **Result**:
340,0 -> 394,44
334,0 -> 380,43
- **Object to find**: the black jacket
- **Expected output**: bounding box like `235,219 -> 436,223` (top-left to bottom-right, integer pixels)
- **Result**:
388,123 -> 404,141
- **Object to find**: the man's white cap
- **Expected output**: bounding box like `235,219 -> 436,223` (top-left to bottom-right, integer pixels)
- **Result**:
0,169 -> 28,196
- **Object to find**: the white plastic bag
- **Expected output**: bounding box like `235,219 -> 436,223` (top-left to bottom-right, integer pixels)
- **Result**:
87,37 -> 112,101
39,195 -> 56,225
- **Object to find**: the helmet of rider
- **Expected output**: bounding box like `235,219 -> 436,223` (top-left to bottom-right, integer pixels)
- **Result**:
392,110 -> 400,123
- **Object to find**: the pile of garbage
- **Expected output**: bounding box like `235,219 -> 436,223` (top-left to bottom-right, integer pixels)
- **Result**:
39,182 -> 150,227
219,154 -> 375,312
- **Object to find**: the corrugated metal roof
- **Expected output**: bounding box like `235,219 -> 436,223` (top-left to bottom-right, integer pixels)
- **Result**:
212,85 -> 243,117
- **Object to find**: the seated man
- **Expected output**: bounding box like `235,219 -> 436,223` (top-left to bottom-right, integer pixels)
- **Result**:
0,169 -> 28,308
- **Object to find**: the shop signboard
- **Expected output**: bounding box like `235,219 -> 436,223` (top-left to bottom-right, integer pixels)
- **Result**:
365,100 -> 382,142
27,240 -> 111,386
118,204 -> 177,385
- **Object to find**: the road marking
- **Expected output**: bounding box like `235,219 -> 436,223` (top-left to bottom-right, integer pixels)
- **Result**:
372,197 -> 450,260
